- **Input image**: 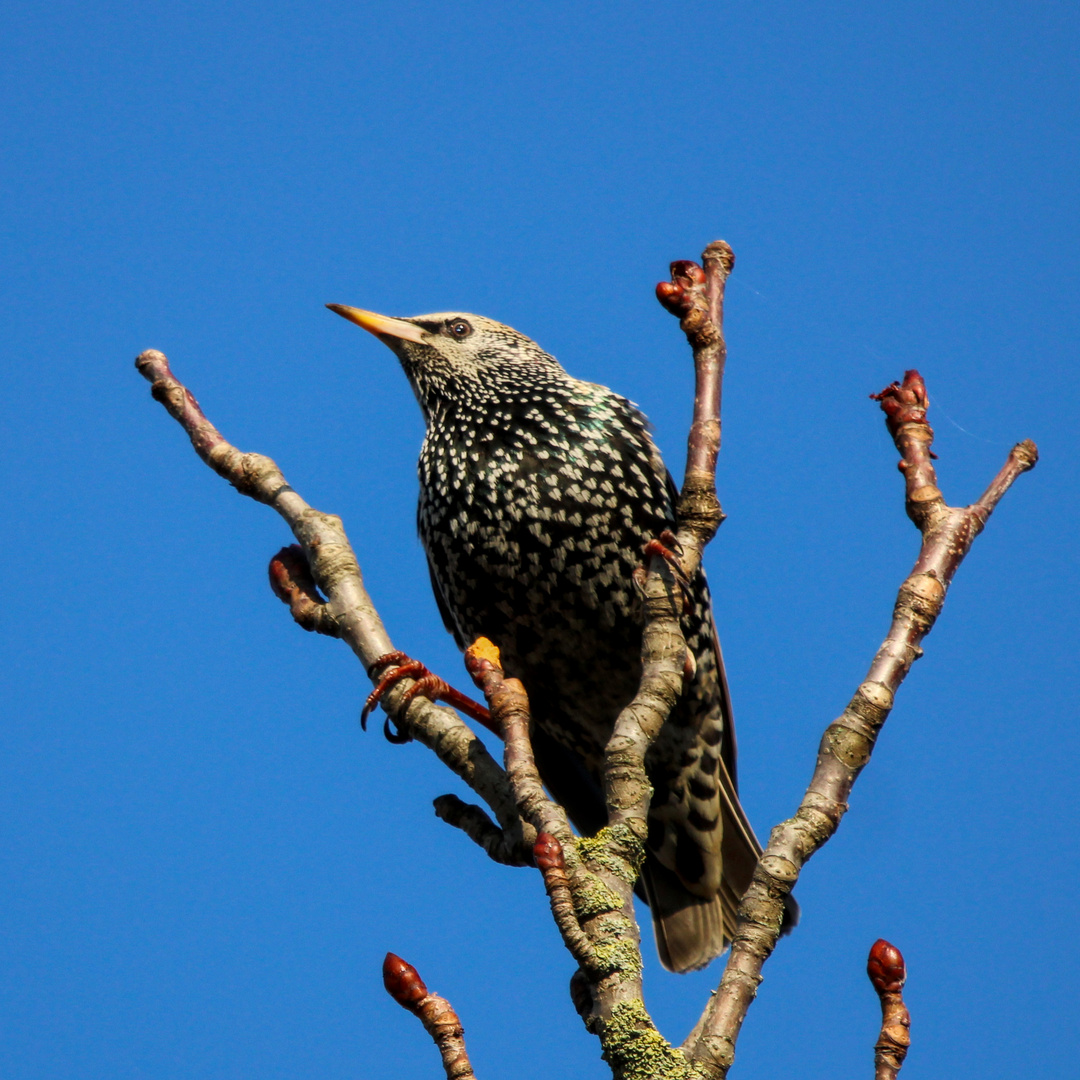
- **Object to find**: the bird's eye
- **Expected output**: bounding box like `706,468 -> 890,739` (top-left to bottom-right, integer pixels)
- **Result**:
446,319 -> 473,340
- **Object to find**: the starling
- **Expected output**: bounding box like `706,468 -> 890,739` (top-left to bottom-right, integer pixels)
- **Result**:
329,304 -> 788,972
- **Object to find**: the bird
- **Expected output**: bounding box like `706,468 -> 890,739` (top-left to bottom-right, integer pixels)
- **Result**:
328,303 -> 791,972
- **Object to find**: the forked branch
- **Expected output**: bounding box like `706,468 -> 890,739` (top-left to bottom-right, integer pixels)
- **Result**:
685,370 -> 1036,1078
136,259 -> 1035,1080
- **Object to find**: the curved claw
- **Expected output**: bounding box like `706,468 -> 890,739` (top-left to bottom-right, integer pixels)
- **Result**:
383,717 -> 412,744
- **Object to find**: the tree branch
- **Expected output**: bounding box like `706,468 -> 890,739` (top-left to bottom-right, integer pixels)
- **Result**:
867,939 -> 911,1080
134,349 -> 526,845
136,264 -> 1034,1080
466,638 -> 682,1080
596,241 -> 737,882
383,952 -> 478,1080
686,369 -> 1037,1078
463,640 -> 599,969
656,239 -> 733,559
515,243 -> 741,1079
431,794 -> 531,867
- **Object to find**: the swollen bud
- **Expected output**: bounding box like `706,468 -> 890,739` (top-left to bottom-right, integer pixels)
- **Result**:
267,544 -> 306,601
383,952 -> 429,1011
669,259 -> 706,285
867,939 -> 906,995
655,280 -> 685,314
533,832 -> 565,872
870,370 -> 929,436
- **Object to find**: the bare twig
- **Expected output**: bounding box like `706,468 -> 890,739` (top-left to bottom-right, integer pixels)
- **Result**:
134,349 -> 525,844
383,952 -> 478,1080
597,240 -> 737,864
656,240 -> 733,560
534,832 -> 598,969
602,242 -> 738,853
686,369 -> 1037,1078
867,939 -> 911,1080
463,639 -> 573,845
431,794 -> 531,866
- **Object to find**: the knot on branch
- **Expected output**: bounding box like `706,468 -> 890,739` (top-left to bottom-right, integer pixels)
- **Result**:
569,969 -> 594,1027
1012,438 -> 1039,471
702,239 -> 736,279
894,573 -> 945,634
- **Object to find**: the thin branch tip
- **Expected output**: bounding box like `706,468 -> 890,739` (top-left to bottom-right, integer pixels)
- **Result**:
867,939 -> 911,1080
382,953 -> 477,1080
703,238 -> 735,279
1013,438 -> 1039,469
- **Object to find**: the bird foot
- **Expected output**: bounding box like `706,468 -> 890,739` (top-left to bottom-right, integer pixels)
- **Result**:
362,651 -> 495,742
640,530 -> 693,614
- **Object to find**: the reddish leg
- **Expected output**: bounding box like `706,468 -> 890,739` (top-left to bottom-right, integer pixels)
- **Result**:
641,529 -> 693,614
362,651 -> 497,741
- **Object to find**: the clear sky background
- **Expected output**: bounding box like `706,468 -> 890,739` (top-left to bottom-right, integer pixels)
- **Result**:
2,3 -> 1077,1077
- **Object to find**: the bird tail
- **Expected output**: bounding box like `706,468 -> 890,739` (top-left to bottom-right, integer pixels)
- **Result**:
642,749 -> 801,973
640,857 -> 728,973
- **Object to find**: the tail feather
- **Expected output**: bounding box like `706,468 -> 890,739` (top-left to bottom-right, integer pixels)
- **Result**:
640,857 -> 727,973
644,752 -> 799,972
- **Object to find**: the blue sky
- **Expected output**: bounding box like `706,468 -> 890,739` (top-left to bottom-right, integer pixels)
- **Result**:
2,2 -> 1077,1077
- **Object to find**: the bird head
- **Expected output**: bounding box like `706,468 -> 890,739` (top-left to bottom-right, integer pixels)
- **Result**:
326,304 -> 566,418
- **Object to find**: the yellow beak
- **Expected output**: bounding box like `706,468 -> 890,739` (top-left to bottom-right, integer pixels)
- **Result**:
325,304 -> 428,345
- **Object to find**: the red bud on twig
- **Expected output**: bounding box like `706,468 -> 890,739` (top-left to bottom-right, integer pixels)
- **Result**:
655,280 -> 685,314
871,370 -> 929,438
383,952 -> 429,1012
867,939 -> 906,994
670,259 -> 706,286
533,832 -> 565,872
268,544 -> 305,602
